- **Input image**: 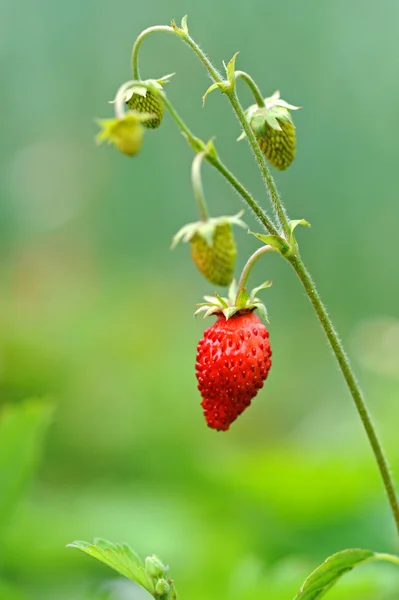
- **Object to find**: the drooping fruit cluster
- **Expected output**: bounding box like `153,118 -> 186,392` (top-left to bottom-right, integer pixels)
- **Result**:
196,310 -> 272,431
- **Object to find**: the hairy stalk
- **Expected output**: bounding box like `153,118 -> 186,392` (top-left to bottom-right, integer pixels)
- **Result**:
131,25 -> 174,79
235,245 -> 273,304
161,94 -> 279,236
235,71 -> 265,107
191,152 -> 209,221
288,253 -> 399,534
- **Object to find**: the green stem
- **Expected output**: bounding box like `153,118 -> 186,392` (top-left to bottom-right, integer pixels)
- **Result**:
114,80 -> 136,118
235,245 -> 273,304
191,152 -> 209,221
288,253 -> 399,535
235,71 -> 265,107
174,30 -> 291,238
375,553 -> 399,567
161,94 -> 279,236
131,25 -> 174,79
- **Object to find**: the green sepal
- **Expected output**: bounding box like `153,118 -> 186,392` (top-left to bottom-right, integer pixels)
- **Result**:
287,219 -> 310,255
223,52 -> 239,90
195,279 -> 271,322
171,212 -> 246,249
254,302 -> 268,323
180,15 -> 189,34
202,82 -> 224,106
250,231 -> 291,256
204,138 -> 219,160
289,219 -> 310,235
238,90 -> 301,141
236,286 -> 249,307
250,280 -> 273,297
171,17 -> 189,38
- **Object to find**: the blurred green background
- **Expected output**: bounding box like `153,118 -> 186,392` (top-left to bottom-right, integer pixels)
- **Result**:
1,0 -> 399,598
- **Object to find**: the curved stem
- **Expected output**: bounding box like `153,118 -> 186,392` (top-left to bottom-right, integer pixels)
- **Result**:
131,25 -> 174,79
161,93 -> 279,236
191,152 -> 209,221
114,80 -> 136,118
288,253 -> 399,535
235,71 -> 265,107
375,553 -> 399,567
235,245 -> 273,303
177,30 -> 223,83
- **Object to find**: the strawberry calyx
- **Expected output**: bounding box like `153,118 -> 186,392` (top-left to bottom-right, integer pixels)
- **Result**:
122,73 -> 174,103
171,212 -> 246,249
195,279 -> 271,322
237,90 -> 301,141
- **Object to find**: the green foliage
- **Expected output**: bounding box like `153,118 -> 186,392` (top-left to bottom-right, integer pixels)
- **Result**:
293,549 -> 399,599
0,399 -> 53,536
68,540 -> 176,600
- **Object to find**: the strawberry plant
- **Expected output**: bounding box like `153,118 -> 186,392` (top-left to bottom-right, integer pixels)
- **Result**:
70,15 -> 399,599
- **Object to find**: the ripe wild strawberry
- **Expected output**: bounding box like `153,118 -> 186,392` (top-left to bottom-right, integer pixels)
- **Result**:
196,312 -> 272,431
172,213 -> 246,287
238,90 -> 301,170
195,281 -> 272,431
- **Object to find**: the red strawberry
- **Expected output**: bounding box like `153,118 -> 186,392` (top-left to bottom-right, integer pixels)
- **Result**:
196,311 -> 272,431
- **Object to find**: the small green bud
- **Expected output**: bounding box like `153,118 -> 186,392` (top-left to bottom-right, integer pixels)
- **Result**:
145,554 -> 167,579
155,579 -> 170,597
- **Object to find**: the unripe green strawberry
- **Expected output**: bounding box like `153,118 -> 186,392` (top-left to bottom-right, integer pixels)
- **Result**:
190,223 -> 236,286
257,118 -> 296,170
126,89 -> 164,129
172,213 -> 246,287
239,90 -> 301,171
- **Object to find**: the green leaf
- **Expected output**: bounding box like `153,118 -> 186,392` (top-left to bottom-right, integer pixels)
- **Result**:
0,399 -> 53,536
293,548 -> 399,600
67,539 -> 155,594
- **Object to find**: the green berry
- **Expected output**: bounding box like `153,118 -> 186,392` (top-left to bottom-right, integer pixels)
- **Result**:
126,89 -> 164,129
